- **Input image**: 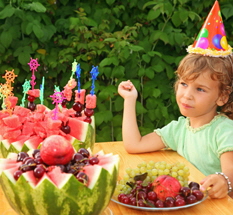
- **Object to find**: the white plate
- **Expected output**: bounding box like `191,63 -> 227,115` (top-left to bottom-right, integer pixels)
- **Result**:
111,192 -> 208,211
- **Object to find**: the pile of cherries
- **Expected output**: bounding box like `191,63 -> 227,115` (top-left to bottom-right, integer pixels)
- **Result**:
14,148 -> 99,185
118,181 -> 204,208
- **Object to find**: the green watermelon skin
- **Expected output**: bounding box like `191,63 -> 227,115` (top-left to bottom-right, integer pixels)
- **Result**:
0,156 -> 119,215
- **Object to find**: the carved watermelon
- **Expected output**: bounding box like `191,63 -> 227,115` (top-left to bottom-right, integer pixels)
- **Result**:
0,105 -> 95,158
0,149 -> 119,215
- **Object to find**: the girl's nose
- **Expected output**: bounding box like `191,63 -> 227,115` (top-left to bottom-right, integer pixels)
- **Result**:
183,89 -> 193,100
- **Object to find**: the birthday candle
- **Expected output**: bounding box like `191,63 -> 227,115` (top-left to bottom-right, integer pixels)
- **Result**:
20,79 -> 31,107
39,76 -> 45,105
75,64 -> 81,93
90,66 -> 99,95
70,59 -> 77,80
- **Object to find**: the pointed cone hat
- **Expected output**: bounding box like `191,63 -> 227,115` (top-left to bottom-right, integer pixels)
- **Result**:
187,1 -> 232,57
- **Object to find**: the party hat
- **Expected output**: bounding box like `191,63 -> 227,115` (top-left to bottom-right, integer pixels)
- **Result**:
187,1 -> 232,57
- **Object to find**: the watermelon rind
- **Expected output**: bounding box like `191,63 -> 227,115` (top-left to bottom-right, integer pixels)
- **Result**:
0,156 -> 119,215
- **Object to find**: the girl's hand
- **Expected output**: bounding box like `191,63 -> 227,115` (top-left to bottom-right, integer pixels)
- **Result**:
118,80 -> 138,100
200,174 -> 228,198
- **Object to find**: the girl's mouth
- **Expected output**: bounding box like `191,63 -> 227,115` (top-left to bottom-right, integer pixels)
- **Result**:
181,103 -> 192,109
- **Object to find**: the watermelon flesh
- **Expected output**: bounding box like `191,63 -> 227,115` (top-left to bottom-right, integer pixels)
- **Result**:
0,104 -> 95,158
0,150 -> 119,215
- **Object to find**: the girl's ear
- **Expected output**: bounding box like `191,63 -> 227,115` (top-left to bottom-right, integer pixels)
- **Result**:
217,91 -> 230,106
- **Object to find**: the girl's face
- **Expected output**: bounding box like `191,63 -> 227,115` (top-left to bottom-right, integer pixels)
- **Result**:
176,70 -> 226,124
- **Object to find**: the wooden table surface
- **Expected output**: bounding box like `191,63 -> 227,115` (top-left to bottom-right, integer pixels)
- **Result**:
1,141 -> 233,215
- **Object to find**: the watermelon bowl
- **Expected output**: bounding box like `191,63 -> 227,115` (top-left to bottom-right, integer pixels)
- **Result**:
0,143 -> 119,215
0,104 -> 95,158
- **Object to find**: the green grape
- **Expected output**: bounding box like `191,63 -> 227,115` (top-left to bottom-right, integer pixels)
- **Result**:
177,175 -> 184,181
179,180 -> 184,187
125,168 -> 132,175
119,179 -> 125,185
151,168 -> 158,176
149,160 -> 155,166
158,164 -> 165,170
158,169 -> 164,175
161,161 -> 167,165
178,169 -> 184,176
172,166 -> 178,172
134,168 -> 140,174
129,170 -> 136,178
123,174 -> 130,181
171,171 -> 178,177
155,162 -> 161,169
183,180 -> 189,187
166,163 -> 172,170
147,169 -> 152,177
151,175 -> 157,181
146,164 -> 153,170
164,168 -> 170,175
140,161 -> 147,167
179,163 -> 186,169
140,166 -> 147,173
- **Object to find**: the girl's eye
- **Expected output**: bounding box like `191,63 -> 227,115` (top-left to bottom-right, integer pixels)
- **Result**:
197,88 -> 205,92
180,82 -> 187,87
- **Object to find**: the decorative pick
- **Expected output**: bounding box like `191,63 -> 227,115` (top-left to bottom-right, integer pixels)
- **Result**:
20,79 -> 31,107
75,64 -> 81,93
70,59 -> 78,80
39,77 -> 45,105
28,58 -> 40,89
50,91 -> 65,120
90,66 -> 99,95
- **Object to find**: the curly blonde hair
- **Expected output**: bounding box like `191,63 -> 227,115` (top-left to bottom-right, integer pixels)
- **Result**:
175,53 -> 233,119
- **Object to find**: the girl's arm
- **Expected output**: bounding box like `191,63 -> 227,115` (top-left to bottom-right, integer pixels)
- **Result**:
118,80 -> 165,154
200,151 -> 233,198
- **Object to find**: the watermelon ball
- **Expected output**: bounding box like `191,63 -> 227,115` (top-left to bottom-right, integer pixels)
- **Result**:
40,135 -> 75,165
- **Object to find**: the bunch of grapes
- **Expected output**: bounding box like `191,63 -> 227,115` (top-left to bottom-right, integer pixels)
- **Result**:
114,161 -> 190,196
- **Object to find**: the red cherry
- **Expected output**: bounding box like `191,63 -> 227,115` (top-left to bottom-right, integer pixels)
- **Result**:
73,102 -> 83,112
27,95 -> 35,102
192,190 -> 204,200
175,198 -> 186,206
84,108 -> 94,117
84,116 -> 92,123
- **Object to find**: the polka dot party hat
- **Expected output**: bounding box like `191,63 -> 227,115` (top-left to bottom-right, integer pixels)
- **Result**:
187,1 -> 232,57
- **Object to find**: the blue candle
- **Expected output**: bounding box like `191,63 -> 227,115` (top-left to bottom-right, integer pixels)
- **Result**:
90,66 -> 99,95
75,64 -> 81,93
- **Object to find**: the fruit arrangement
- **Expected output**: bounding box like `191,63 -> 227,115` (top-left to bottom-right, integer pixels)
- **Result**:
0,135 -> 119,215
114,161 -> 204,208
115,160 -> 190,196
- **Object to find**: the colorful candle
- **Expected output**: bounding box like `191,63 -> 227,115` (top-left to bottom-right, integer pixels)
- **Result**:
70,59 -> 78,80
75,64 -> 81,93
20,79 -> 31,107
39,76 -> 45,105
28,58 -> 40,90
90,66 -> 99,95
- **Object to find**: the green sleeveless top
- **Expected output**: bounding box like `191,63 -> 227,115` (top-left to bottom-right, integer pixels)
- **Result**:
155,114 -> 233,176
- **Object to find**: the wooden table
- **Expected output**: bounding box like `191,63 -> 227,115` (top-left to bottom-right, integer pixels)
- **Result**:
1,141 -> 233,215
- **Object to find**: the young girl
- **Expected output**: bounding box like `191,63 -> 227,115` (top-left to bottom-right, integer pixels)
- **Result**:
118,53 -> 233,199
